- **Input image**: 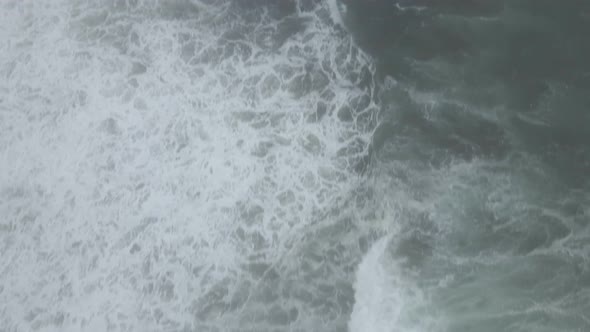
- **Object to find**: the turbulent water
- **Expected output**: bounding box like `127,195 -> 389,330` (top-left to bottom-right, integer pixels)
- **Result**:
0,0 -> 589,331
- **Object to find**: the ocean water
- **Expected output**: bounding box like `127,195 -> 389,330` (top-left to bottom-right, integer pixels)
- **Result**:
0,1 -> 588,331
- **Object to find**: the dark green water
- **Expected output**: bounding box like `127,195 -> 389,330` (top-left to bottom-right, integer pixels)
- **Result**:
344,1 -> 590,331
346,0 -> 590,174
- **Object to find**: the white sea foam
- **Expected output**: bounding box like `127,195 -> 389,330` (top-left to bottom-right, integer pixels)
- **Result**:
349,236 -> 397,332
327,0 -> 346,28
0,0 -> 375,330
349,235 -> 437,332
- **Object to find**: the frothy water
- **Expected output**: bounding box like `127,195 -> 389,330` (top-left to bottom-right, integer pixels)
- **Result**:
1,1 -> 378,330
349,235 -> 437,332
2,0 -> 590,331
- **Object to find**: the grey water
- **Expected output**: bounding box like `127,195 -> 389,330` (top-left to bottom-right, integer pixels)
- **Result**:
345,0 -> 590,331
0,0 -> 588,331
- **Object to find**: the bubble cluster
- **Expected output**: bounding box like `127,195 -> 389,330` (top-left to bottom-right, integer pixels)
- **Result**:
0,0 -> 378,330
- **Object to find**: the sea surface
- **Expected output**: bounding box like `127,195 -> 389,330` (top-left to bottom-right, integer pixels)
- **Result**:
1,1 -> 589,331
